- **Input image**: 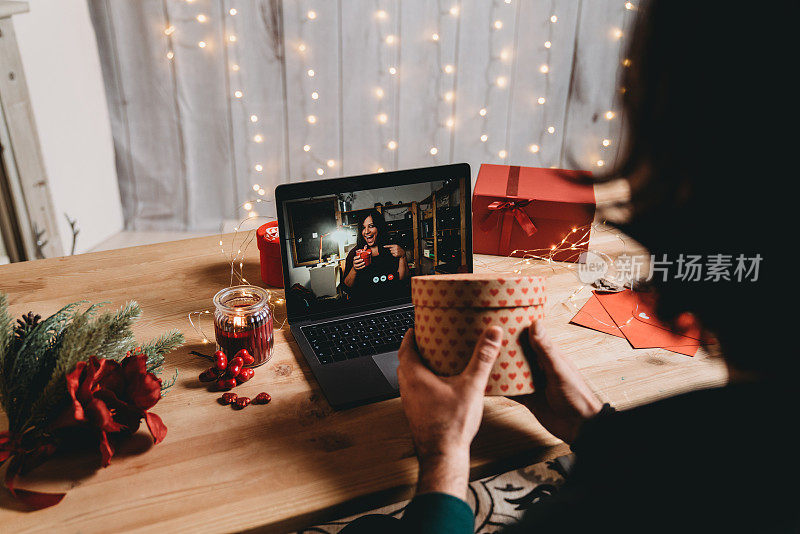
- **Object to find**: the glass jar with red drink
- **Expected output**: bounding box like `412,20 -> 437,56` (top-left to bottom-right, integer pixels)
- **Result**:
213,285 -> 273,367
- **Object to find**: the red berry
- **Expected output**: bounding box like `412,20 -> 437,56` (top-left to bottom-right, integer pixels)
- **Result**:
226,361 -> 242,379
219,392 -> 238,405
236,349 -> 255,366
253,392 -> 271,405
230,356 -> 244,368
236,367 -> 254,384
234,397 -> 251,409
217,378 -> 237,391
199,367 -> 219,382
214,351 -> 228,371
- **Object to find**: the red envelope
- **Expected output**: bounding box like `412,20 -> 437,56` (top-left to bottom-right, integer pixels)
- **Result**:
571,291 -> 701,357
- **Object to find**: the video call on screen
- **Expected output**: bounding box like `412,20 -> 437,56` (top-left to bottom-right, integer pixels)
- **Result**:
282,177 -> 468,317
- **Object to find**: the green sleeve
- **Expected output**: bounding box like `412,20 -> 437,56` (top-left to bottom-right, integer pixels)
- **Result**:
401,492 -> 474,534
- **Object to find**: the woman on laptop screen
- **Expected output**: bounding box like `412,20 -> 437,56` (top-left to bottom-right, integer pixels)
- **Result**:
342,209 -> 408,303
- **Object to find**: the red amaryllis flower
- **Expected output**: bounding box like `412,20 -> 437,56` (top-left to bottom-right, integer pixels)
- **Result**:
61,354 -> 167,466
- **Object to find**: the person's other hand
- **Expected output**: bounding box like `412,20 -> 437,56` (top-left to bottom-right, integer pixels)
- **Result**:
397,326 -> 502,499
515,321 -> 603,444
353,256 -> 366,270
383,244 -> 405,258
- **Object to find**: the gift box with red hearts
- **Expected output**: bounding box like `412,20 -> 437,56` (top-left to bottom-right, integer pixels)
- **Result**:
412,273 -> 546,395
472,164 -> 596,261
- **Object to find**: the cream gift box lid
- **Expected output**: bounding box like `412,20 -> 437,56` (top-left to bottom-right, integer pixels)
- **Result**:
412,273 -> 545,309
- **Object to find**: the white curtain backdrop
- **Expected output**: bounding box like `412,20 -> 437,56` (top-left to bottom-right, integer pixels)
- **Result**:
88,0 -> 633,231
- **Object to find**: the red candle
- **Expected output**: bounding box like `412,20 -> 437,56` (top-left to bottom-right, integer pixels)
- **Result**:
213,286 -> 273,367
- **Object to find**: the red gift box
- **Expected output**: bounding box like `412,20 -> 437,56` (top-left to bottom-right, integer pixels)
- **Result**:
472,164 -> 596,262
256,222 -> 284,288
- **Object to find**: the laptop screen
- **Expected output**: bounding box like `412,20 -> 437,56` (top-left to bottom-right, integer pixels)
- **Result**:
276,166 -> 471,322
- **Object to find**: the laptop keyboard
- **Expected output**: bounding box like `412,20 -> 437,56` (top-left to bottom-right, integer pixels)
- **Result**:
301,309 -> 415,365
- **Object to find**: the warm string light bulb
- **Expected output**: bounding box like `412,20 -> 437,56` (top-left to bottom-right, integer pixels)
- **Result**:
252,184 -> 260,191
444,64 -> 455,74
539,64 -> 550,74
496,76 -> 508,87
377,113 -> 388,124
385,35 -> 396,44
311,91 -> 319,100
198,40 -> 207,48
316,168 -> 324,175
298,43 -> 307,52
388,66 -> 398,75
444,91 -> 454,102
480,134 -> 488,142
229,8 -> 238,15
596,160 -> 605,167
303,144 -> 311,152
449,6 -> 459,16
375,10 -> 387,20
387,140 -> 398,150
537,97 -> 546,104
307,115 -> 317,124
529,144 -> 540,153
479,108 -> 487,116
602,139 -> 611,147
430,147 -> 438,155
498,150 -> 507,159
431,33 -> 440,41
307,69 -> 315,77
307,10 -> 317,20
493,20 -> 503,30
544,40 -> 552,48
196,13 -> 208,23
164,25 -> 176,36
550,15 -> 558,23
375,87 -> 385,98
234,90 -> 243,98
254,164 -> 263,172
253,134 -> 264,143
612,28 -> 623,40
250,114 -> 258,122
327,159 -> 336,168
547,126 -> 555,134
605,111 -> 616,120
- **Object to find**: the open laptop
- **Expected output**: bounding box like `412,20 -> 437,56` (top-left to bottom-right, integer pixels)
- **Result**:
275,164 -> 472,409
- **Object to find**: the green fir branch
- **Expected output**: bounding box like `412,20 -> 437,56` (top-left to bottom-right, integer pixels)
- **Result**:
4,301 -> 84,431
141,329 -> 185,375
0,293 -> 13,411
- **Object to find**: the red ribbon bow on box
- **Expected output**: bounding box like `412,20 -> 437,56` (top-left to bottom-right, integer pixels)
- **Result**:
479,200 -> 538,255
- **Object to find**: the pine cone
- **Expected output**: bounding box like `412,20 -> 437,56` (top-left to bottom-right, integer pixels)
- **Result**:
14,311 -> 41,340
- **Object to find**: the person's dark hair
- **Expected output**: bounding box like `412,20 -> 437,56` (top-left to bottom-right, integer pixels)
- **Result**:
605,1 -> 794,375
355,209 -> 390,249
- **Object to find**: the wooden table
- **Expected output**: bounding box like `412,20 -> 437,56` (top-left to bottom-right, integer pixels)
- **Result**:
0,228 -> 728,532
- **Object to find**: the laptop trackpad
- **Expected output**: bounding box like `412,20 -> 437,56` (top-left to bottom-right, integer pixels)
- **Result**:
372,352 -> 400,391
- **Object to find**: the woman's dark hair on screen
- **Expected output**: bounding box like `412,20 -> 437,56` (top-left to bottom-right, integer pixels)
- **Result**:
354,209 -> 390,250
602,1 -> 793,375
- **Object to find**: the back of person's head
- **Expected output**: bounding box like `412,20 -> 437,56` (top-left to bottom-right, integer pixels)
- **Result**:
611,1 -> 795,376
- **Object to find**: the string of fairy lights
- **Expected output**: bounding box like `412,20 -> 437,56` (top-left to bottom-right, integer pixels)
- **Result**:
162,0 -> 634,208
